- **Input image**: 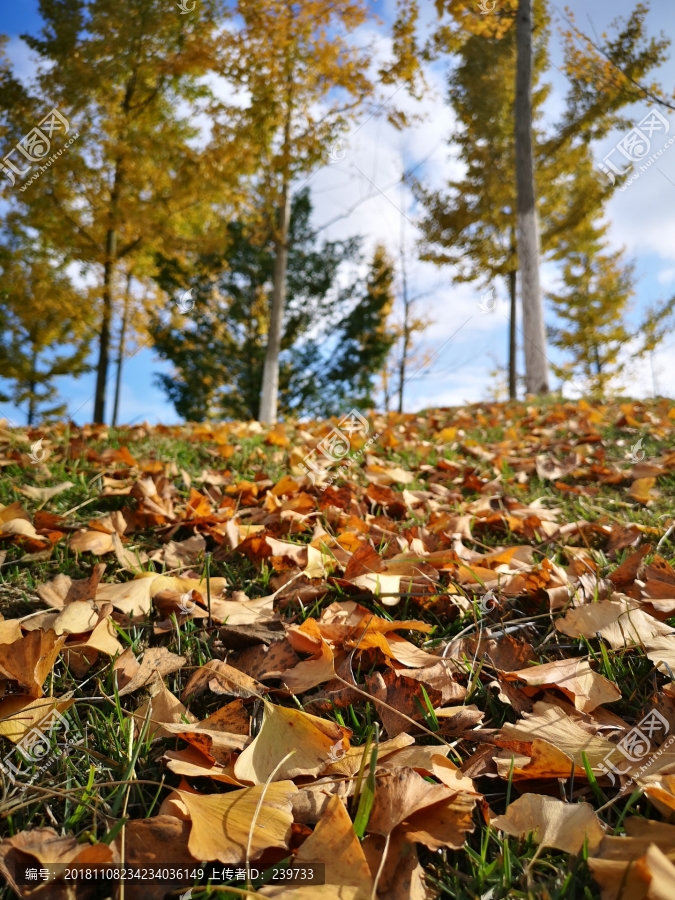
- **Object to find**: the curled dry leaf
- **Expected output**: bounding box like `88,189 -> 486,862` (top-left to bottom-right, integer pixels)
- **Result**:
555,597 -> 674,649
0,827 -> 118,898
180,659 -> 264,702
289,795 -> 373,894
234,700 -> 350,784
492,794 -> 603,854
0,629 -> 67,697
117,647 -> 186,696
69,529 -> 115,555
502,658 -> 621,712
18,482 -> 75,503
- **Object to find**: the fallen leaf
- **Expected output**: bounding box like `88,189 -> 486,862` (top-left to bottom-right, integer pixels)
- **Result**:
18,482 -> 74,503
0,629 -> 67,697
181,659 -> 264,701
234,700 -> 350,784
117,647 -> 186,696
502,658 -> 621,712
179,781 -> 297,863
555,598 -> 674,649
492,794 -> 603,854
291,795 -> 373,892
69,529 -> 115,554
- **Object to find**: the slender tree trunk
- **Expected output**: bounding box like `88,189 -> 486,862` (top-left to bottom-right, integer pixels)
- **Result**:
508,268 -> 517,400
112,271 -> 132,427
515,0 -> 548,395
27,348 -> 38,426
259,186 -> 291,424
397,172 -> 410,414
93,227 -> 117,423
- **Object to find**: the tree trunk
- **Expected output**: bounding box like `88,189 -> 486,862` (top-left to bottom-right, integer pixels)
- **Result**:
397,177 -> 410,415
259,186 -> 291,425
27,347 -> 38,426
93,227 -> 117,423
515,0 -> 548,395
112,271 -> 132,427
508,268 -> 517,400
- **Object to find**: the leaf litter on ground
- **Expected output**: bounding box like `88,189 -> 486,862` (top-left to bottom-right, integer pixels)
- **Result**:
1,399 -> 675,897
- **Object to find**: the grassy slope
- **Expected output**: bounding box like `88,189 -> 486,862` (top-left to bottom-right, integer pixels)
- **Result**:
0,397 -> 674,899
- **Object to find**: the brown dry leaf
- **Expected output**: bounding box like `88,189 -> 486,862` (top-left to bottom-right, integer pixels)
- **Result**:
149,533 -> 206,568
364,767 -> 478,854
396,661 -> 467,704
181,659 -> 264,702
117,647 -> 186,696
0,629 -> 67,697
179,781 -> 297,863
282,618 -> 336,693
37,564 -> 106,609
111,531 -> 148,569
629,477 -> 659,504
163,745 -> 245,785
208,593 -> 276,625
96,575 -> 155,618
18,482 -> 75,503
292,795 -> 373,893
536,453 -> 578,481
0,695 -> 74,743
234,700 -> 350,783
234,638 -> 301,681
494,738 -> 586,782
200,699 -> 251,735
555,598 -> 674,649
123,815 -> 197,900
0,828 -> 118,898
322,733 -> 414,778
502,658 -> 621,712
113,647 -> 141,691
69,529 -> 115,554
492,794 -> 603,854
497,701 -> 616,772
365,669 -> 443,737
261,888 -> 364,900
0,518 -> 39,538
643,636 -> 675,673
132,684 -> 197,739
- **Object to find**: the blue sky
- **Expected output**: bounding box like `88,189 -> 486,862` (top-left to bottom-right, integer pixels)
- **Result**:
2,0 -> 675,426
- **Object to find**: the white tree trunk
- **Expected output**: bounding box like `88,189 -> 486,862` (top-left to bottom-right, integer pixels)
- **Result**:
259,186 -> 291,424
515,0 -> 549,395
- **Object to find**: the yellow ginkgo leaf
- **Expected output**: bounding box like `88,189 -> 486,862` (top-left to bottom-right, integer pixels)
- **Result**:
179,781 -> 297,863
234,701 -> 349,784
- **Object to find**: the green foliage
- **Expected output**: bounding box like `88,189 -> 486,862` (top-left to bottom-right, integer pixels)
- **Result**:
150,192 -> 395,420
0,237 -> 93,423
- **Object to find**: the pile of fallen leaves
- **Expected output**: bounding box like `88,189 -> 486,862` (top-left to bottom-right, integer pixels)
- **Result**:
1,398 -> 675,899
